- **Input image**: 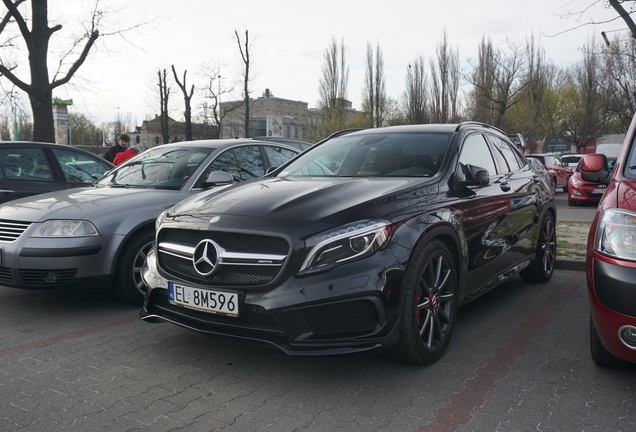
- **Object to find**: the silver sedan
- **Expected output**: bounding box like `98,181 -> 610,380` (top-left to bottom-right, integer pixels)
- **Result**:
0,139 -> 300,303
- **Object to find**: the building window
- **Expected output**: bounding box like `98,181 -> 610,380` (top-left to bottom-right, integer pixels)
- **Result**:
294,113 -> 298,121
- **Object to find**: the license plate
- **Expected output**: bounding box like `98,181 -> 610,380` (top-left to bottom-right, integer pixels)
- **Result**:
591,188 -> 606,195
168,282 -> 239,316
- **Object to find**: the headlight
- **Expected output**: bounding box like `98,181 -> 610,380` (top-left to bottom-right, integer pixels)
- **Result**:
570,176 -> 583,187
298,219 -> 391,274
156,209 -> 168,231
31,220 -> 99,237
594,209 -> 636,261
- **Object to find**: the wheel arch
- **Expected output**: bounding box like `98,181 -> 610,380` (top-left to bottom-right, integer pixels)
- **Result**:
109,222 -> 156,275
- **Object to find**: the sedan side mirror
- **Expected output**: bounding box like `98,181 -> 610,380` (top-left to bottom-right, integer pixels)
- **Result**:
202,170 -> 234,187
580,154 -> 611,185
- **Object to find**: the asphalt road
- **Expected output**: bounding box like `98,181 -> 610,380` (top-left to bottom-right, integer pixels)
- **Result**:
1,191 -> 632,432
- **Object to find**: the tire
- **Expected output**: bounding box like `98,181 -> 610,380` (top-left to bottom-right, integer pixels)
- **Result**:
389,239 -> 458,365
568,199 -> 577,207
551,178 -> 557,195
562,184 -> 569,193
520,211 -> 556,283
590,314 -> 626,368
113,228 -> 155,304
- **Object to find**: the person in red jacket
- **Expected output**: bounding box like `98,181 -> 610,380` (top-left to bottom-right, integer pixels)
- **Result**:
113,145 -> 140,166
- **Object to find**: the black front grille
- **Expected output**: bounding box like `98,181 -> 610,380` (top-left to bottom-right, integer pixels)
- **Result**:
152,289 -> 279,329
0,267 -> 15,286
158,228 -> 290,286
299,300 -> 379,335
18,268 -> 77,287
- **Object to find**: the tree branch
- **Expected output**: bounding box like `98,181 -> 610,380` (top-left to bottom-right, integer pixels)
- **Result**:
49,29 -> 99,90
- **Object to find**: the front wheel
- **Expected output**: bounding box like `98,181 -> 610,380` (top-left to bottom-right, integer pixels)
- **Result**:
113,229 -> 155,304
520,211 -> 556,283
389,239 -> 458,365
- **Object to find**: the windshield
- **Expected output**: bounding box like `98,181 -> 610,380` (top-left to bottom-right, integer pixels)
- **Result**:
278,132 -> 450,178
95,146 -> 213,190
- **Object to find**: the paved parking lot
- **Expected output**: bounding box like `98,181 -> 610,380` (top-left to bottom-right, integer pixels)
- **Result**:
1,266 -> 634,431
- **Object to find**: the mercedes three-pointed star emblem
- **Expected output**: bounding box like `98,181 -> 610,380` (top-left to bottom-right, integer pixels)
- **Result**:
192,239 -> 219,276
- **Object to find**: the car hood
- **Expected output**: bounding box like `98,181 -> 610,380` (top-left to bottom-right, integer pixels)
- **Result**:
168,176 -> 435,223
0,186 -> 181,223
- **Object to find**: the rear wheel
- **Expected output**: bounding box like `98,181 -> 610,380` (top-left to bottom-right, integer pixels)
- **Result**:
113,229 -> 155,305
590,314 -> 627,368
551,178 -> 557,195
390,239 -> 457,365
520,211 -> 555,283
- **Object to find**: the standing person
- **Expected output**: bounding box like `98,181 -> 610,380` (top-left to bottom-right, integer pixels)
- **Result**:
103,134 -> 130,163
113,145 -> 140,166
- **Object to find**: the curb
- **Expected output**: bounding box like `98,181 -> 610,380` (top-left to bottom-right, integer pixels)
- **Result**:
554,258 -> 586,272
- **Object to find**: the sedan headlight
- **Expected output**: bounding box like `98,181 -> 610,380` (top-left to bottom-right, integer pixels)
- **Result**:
594,209 -> 636,261
156,209 -> 168,231
570,176 -> 583,187
298,219 -> 391,274
31,220 -> 99,237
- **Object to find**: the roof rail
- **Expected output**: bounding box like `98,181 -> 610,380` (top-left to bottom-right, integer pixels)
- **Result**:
455,121 -> 506,136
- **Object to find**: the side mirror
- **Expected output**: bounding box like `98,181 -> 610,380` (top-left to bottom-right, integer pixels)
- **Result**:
458,164 -> 490,187
202,170 -> 234,187
580,154 -> 611,185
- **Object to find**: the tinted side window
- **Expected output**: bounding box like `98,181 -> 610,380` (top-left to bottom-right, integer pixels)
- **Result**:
458,134 -> 497,176
200,146 -> 264,184
52,148 -> 112,184
263,146 -> 297,169
0,147 -> 53,181
489,135 -> 521,173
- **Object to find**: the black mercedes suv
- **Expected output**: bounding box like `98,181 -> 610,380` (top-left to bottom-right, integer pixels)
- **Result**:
140,123 -> 556,365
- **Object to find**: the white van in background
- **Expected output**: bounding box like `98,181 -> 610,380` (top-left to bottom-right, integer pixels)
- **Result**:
596,143 -> 622,157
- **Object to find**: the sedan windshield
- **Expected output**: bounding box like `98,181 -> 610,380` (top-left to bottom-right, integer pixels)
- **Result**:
95,146 -> 213,190
278,132 -> 450,178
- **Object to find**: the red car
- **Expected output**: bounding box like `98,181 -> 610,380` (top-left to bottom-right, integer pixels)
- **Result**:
581,131 -> 636,367
529,153 -> 573,193
568,155 -> 617,206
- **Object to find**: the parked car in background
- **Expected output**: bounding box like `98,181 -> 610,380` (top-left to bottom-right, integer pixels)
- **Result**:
141,122 -> 556,365
527,156 -> 551,189
568,155 -> 617,206
595,143 -> 622,158
0,139 -> 301,304
581,126 -> 636,367
0,142 -> 114,204
560,153 -> 584,168
528,153 -> 573,193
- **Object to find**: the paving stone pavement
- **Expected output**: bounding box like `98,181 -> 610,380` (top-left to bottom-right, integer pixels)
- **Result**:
0,268 -> 633,431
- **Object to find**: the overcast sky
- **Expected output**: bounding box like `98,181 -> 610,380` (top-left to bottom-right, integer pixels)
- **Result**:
40,0 -> 627,126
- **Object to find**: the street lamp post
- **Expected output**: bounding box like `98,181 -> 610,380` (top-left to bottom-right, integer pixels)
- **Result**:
217,75 -> 222,139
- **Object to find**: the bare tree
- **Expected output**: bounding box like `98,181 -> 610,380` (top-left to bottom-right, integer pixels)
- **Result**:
402,56 -> 429,124
157,69 -> 170,144
429,30 -> 460,123
318,37 -> 350,136
600,32 -> 636,129
171,65 -> 194,141
562,39 -> 610,152
361,42 -> 388,128
234,29 -> 252,138
0,0 -> 101,142
466,38 -> 530,130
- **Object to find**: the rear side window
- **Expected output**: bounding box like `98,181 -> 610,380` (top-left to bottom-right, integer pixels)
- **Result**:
0,147 -> 53,181
263,146 -> 297,170
199,145 -> 264,184
488,135 -> 521,173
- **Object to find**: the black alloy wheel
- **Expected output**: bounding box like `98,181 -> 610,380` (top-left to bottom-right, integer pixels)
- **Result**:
390,239 -> 457,365
520,211 -> 556,283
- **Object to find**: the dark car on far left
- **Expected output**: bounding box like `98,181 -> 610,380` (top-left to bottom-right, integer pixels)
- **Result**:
0,141 -> 114,204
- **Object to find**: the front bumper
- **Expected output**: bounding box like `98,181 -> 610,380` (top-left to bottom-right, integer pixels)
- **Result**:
588,255 -> 636,363
140,246 -> 408,356
0,227 -> 124,290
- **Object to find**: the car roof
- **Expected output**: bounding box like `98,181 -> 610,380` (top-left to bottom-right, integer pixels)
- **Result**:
339,122 -> 507,136
134,138 -> 301,151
